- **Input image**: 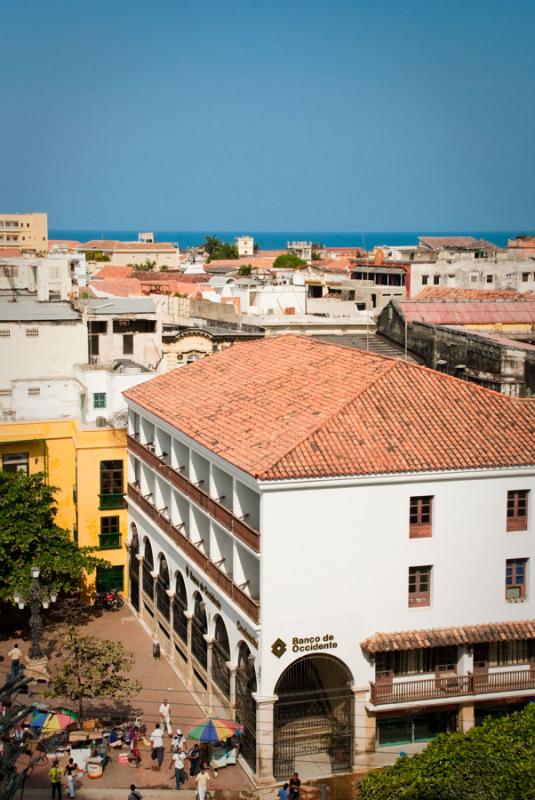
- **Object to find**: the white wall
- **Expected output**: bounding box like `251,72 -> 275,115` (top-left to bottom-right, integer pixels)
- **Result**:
0,320 -> 87,383
74,366 -> 155,424
3,378 -> 81,421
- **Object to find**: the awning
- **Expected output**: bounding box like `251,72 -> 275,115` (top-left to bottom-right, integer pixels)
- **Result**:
361,619 -> 535,653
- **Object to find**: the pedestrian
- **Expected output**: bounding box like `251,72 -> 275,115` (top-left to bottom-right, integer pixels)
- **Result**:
187,742 -> 201,776
169,747 -> 186,789
289,772 -> 301,800
159,698 -> 173,736
64,758 -> 77,799
172,727 -> 184,752
149,723 -> 165,770
8,643 -> 22,677
278,783 -> 290,800
128,784 -> 142,800
195,764 -> 210,800
48,758 -> 63,799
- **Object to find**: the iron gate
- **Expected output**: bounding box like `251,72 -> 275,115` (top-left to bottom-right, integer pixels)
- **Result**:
273,655 -> 353,779
173,573 -> 188,643
212,617 -> 231,699
235,643 -> 257,771
191,594 -> 208,669
128,531 -> 139,611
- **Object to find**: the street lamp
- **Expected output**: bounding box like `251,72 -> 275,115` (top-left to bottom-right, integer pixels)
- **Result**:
13,566 -> 57,663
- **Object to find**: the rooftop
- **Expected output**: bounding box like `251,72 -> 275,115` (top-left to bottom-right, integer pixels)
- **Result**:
398,300 -> 535,325
84,297 -> 157,315
81,240 -> 178,252
416,287 -> 535,302
419,236 -> 500,251
124,335 -> 535,481
0,295 -> 80,322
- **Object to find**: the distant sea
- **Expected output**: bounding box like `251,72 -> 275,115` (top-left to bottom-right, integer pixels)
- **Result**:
50,230 -> 533,251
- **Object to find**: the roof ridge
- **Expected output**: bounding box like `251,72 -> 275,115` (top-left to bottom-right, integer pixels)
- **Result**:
262,356 -> 400,477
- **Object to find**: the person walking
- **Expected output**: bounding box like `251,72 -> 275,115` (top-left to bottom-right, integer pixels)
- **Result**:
128,785 -> 142,800
48,759 -> 63,799
8,643 -> 22,677
289,772 -> 301,800
64,758 -> 77,798
195,765 -> 210,800
169,747 -> 186,789
172,727 -> 185,752
159,698 -> 173,736
149,723 -> 165,770
278,783 -> 290,800
187,742 -> 201,777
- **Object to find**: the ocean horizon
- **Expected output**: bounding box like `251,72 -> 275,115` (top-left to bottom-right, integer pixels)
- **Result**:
50,229 -> 533,251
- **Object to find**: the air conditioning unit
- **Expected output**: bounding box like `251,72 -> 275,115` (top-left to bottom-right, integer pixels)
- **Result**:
95,416 -> 107,427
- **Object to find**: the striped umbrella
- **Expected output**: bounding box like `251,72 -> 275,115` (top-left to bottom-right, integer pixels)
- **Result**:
187,718 -> 241,743
42,712 -> 77,733
31,711 -> 50,733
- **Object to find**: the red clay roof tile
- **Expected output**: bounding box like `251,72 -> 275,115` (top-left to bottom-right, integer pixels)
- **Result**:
361,619 -> 535,652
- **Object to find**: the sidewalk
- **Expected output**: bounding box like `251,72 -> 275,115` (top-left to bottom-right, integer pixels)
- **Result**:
1,605 -> 254,795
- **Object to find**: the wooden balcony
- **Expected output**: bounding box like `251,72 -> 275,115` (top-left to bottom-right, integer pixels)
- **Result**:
127,483 -> 260,624
128,435 -> 260,553
370,669 -> 535,705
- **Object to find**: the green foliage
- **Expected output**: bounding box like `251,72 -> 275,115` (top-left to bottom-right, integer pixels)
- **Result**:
160,265 -> 169,271
135,258 -> 157,271
273,253 -> 307,269
0,471 -> 104,602
46,625 -> 141,720
357,705 -> 535,800
202,236 -> 238,262
81,251 -> 110,262
238,264 -> 252,276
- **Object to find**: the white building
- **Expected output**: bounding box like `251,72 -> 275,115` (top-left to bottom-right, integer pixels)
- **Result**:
124,336 -> 535,783
236,236 -> 255,258
83,298 -> 163,371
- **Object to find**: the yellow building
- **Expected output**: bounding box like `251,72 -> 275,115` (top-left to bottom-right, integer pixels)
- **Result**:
0,418 -> 128,594
0,212 -> 48,255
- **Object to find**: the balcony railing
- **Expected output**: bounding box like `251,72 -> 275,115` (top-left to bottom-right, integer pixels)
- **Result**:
127,435 -> 260,552
370,669 -> 535,705
99,533 -> 122,549
99,493 -> 126,510
127,483 -> 260,623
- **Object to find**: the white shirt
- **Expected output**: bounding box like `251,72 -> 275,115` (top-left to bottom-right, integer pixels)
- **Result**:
150,728 -> 164,748
172,752 -> 185,769
159,703 -> 171,719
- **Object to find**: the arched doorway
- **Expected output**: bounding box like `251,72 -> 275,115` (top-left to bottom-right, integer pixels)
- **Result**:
142,539 -> 154,616
173,572 -> 188,646
235,642 -> 257,771
273,655 -> 353,779
191,592 -> 207,670
156,555 -> 170,636
129,525 -> 140,612
212,616 -> 231,699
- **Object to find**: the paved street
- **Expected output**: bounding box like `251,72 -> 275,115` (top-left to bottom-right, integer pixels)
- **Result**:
0,605 -> 254,795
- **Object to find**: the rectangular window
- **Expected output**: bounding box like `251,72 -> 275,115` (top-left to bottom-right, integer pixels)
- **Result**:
489,640 -> 533,666
2,452 -> 29,474
433,275 -> 440,285
93,392 -> 107,409
96,565 -> 124,593
421,275 -> 429,285
377,711 -> 451,747
376,646 -> 457,677
507,490 -> 528,532
409,565 -> 432,607
486,274 -> 494,283
0,329 -> 11,337
123,334 -> 134,355
522,272 -> 530,283
409,496 -> 433,538
25,328 -> 39,337
99,460 -> 125,508
99,516 -> 121,549
505,558 -> 527,601
27,387 -> 40,396
89,320 -> 107,334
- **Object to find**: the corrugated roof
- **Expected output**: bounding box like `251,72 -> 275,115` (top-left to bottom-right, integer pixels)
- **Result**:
124,335 -> 535,481
361,620 -> 535,652
0,296 -> 81,321
400,300 -> 535,325
85,297 -> 156,315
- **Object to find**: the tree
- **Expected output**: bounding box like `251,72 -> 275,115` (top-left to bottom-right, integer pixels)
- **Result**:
357,704 -> 535,800
273,253 -> 307,270
0,471 -> 104,603
202,236 -> 239,262
237,264 -> 252,276
0,674 -> 45,800
135,258 -> 157,271
46,626 -> 141,720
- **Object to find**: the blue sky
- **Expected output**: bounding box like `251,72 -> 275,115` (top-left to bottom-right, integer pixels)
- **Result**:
1,0 -> 534,231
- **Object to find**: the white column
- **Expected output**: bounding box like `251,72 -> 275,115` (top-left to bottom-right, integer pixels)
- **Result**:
205,636 -> 214,714
185,610 -> 194,688
227,661 -> 237,720
353,686 -> 376,767
167,590 -> 175,662
150,569 -> 159,637
135,553 -> 143,621
252,694 -> 277,785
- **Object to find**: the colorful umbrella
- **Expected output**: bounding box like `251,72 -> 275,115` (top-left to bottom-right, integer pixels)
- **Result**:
187,718 -> 241,744
30,711 -> 50,733
56,707 -> 78,720
42,712 -> 77,733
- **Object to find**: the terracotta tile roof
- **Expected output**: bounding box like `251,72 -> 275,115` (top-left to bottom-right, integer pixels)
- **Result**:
89,278 -> 143,296
0,247 -> 23,258
416,287 -> 535,302
400,300 -> 535,325
48,239 -> 81,250
124,335 -> 535,480
361,620 -> 535,652
93,266 -> 135,279
419,236 -> 499,251
81,240 -> 177,252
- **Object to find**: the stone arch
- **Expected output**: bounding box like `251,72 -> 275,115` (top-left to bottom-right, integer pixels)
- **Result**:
128,524 -> 140,611
191,591 -> 207,669
236,642 -> 257,771
156,553 -> 170,622
273,654 -> 354,778
172,570 -> 188,644
212,615 -> 231,699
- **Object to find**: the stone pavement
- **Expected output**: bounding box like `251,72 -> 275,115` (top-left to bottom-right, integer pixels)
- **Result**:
0,605 -> 254,796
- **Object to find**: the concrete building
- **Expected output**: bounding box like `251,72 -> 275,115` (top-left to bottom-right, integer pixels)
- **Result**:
81,240 -> 180,269
0,251 -> 87,299
124,336 -> 535,782
288,241 -> 313,262
0,212 -> 48,255
236,236 -> 255,257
